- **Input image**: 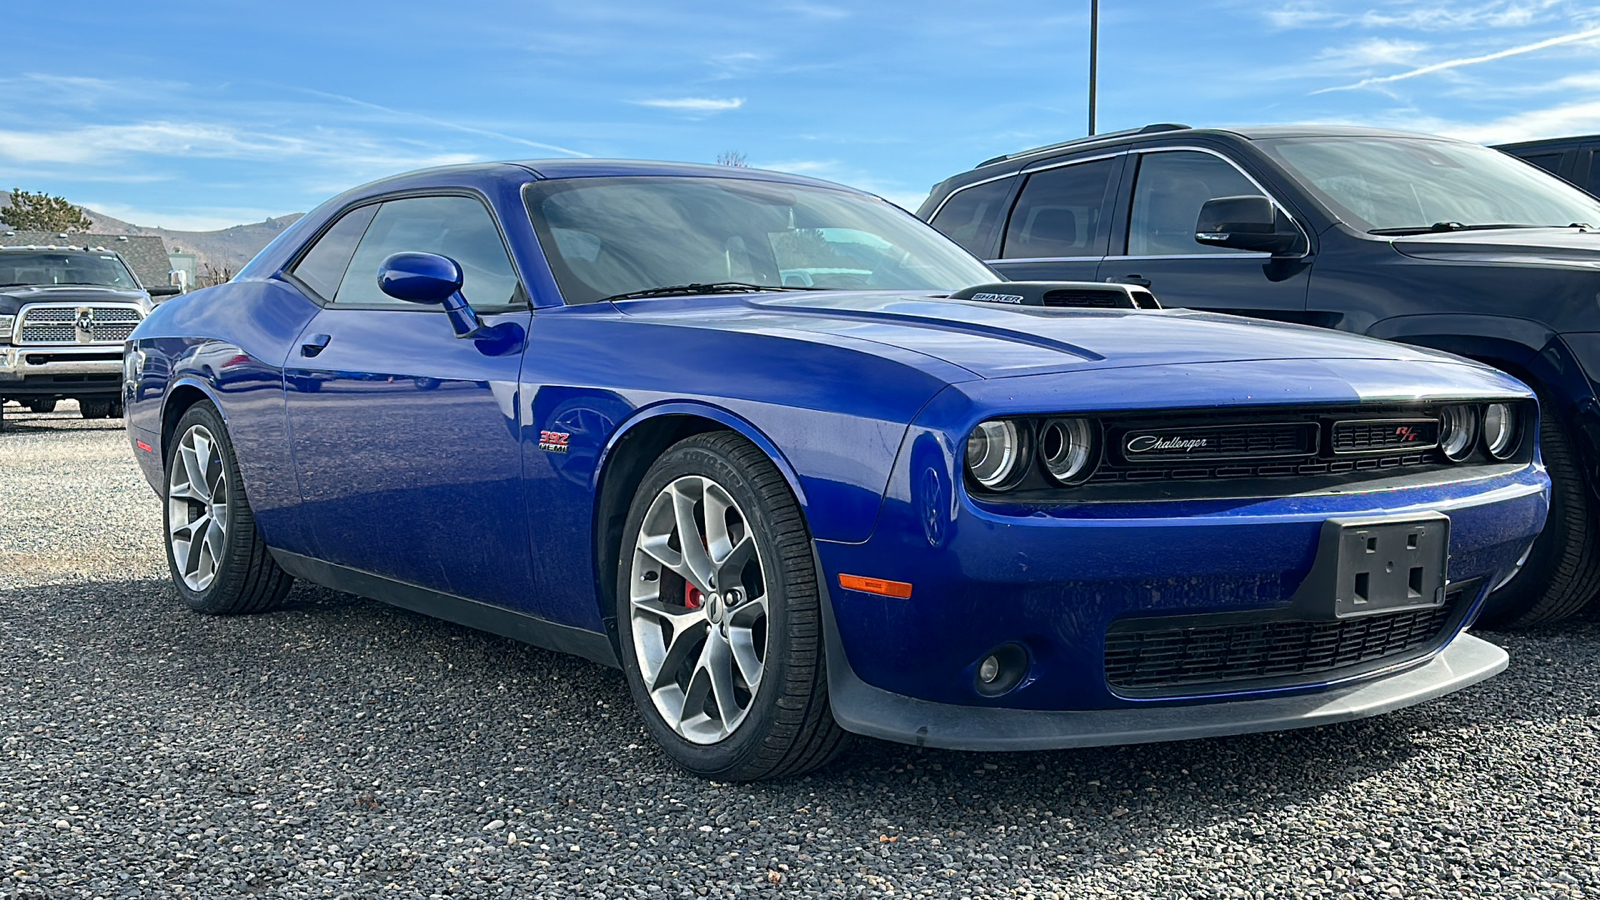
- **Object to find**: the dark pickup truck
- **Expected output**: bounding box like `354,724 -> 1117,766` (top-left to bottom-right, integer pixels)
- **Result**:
918,124 -> 1600,626
1497,134 -> 1600,196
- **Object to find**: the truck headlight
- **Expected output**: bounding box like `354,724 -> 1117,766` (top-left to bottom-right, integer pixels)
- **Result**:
0,314 -> 13,344
966,419 -> 1027,490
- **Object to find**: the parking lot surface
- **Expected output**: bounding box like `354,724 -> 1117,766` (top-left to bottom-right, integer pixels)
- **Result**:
2,406 -> 1598,899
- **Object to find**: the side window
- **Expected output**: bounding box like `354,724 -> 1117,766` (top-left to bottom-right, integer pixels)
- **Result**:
332,195 -> 522,310
1128,151 -> 1271,256
290,204 -> 378,301
929,177 -> 1014,256
1001,158 -> 1115,259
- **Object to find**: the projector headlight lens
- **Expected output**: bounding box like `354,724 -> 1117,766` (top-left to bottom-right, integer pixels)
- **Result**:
966,419 -> 1024,490
1039,417 -> 1097,484
1438,404 -> 1479,462
1483,402 -> 1519,459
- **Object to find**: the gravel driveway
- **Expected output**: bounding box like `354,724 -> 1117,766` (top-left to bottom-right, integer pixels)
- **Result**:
2,406 -> 1597,899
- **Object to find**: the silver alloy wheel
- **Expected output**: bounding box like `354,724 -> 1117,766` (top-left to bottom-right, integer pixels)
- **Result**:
629,474 -> 769,745
167,424 -> 230,592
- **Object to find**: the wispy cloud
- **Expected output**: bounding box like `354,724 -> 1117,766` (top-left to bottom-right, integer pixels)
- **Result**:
629,97 -> 746,114
287,86 -> 590,158
1316,25 -> 1600,92
1268,0 -> 1576,32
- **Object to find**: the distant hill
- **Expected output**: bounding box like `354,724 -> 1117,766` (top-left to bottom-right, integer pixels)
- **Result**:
0,193 -> 303,275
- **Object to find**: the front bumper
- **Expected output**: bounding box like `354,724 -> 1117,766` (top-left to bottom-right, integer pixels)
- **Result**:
0,345 -> 125,397
828,628 -> 1507,751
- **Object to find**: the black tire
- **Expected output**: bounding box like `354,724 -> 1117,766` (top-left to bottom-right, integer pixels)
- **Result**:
26,399 -> 56,414
163,401 -> 293,614
109,400 -> 124,418
614,431 -> 847,781
78,398 -> 113,419
1479,402 -> 1600,627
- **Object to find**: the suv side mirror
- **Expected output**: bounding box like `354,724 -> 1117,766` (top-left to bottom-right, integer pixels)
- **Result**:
1195,195 -> 1301,256
377,251 -> 523,354
147,285 -> 182,298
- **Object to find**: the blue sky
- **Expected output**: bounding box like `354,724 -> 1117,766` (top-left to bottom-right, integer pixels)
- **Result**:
2,0 -> 1598,230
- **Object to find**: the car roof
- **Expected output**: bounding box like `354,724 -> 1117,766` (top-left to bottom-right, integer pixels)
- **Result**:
346,158 -> 865,196
969,123 -> 1475,172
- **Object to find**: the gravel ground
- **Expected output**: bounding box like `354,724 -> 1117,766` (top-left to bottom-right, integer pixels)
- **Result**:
2,404 -> 1598,899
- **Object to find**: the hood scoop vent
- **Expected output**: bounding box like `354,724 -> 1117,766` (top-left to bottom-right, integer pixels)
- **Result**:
950,281 -> 1162,311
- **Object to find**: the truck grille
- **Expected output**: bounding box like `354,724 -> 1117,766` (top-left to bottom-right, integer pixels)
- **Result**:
17,306 -> 142,345
1103,587 -> 1468,695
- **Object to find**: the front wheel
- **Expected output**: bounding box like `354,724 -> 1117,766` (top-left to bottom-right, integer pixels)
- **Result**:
163,402 -> 293,614
26,399 -> 56,413
615,432 -> 846,780
1479,401 -> 1600,626
79,398 -> 113,419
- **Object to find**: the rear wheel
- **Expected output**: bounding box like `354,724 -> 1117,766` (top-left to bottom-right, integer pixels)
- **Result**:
1479,401 -> 1600,626
163,402 -> 293,614
615,432 -> 846,780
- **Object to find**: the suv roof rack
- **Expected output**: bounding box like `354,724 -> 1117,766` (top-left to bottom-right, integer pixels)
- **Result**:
974,123 -> 1191,168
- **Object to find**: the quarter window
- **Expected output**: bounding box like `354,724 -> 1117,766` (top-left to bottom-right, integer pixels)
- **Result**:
1518,152 -> 1563,178
1001,158 -> 1115,259
332,195 -> 521,310
929,178 -> 1013,256
289,204 -> 377,301
1127,151 -> 1266,256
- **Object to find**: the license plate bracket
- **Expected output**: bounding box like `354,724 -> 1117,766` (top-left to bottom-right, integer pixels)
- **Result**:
1291,514 -> 1450,619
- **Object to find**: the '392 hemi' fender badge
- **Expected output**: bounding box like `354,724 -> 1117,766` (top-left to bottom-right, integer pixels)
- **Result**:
539,430 -> 571,453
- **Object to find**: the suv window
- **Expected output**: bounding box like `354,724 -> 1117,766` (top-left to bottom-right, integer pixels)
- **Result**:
1128,151 -> 1264,256
332,195 -> 521,309
929,178 -> 1012,256
1001,158 -> 1114,259
1519,153 -> 1564,177
291,204 -> 378,301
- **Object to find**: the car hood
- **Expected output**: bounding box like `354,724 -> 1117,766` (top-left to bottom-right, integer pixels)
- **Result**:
0,285 -> 150,316
1390,227 -> 1600,266
611,290 -> 1474,380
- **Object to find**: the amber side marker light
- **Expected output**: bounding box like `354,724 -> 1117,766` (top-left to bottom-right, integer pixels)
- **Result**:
839,574 -> 914,599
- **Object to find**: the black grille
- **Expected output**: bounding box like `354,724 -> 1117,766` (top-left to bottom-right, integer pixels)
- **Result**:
1103,592 -> 1462,694
1117,422 -> 1317,463
1332,418 -> 1439,454
1042,289 -> 1134,309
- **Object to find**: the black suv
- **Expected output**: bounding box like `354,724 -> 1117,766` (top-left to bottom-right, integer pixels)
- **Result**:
918,124 -> 1600,626
1496,134 -> 1600,195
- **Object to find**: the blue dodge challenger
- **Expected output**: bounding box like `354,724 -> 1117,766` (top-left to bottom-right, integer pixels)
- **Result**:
124,160 -> 1548,780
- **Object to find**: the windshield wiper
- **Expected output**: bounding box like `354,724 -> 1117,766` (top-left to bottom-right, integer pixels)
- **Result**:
1368,222 -> 1544,235
599,282 -> 821,303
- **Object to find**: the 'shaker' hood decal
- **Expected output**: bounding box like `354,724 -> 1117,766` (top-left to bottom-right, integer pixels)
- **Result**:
613,290 -> 1471,380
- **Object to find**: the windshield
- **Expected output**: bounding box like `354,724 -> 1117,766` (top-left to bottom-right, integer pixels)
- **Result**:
0,250 -> 139,288
523,176 -> 996,304
1256,136 -> 1600,233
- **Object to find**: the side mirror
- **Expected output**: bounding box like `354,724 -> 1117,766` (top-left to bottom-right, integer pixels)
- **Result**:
376,251 -> 523,354
377,251 -> 464,304
1195,195 -> 1302,255
147,285 -> 182,298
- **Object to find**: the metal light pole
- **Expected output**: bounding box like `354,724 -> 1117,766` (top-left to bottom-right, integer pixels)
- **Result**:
1088,0 -> 1099,135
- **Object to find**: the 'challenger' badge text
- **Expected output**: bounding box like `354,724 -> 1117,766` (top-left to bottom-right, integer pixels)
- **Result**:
539,430 -> 571,454
1126,434 -> 1209,454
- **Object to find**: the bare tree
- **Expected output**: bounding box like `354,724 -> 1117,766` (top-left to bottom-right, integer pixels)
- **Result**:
716,151 -> 750,167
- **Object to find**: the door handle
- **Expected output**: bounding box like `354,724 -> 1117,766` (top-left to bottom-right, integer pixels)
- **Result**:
1107,274 -> 1152,287
300,333 -> 332,357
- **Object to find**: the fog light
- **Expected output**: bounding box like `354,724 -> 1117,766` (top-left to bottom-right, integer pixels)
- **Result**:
978,655 -> 1001,684
973,643 -> 1029,697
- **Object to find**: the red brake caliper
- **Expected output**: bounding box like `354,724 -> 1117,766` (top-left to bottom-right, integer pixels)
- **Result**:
684,582 -> 703,610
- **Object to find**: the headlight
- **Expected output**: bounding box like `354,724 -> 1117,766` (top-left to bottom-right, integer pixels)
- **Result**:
1438,404 -> 1479,462
965,419 -> 1025,490
0,314 -> 13,344
1483,402 -> 1519,459
1039,417 -> 1097,484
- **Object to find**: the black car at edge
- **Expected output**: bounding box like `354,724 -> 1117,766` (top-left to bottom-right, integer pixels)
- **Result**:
1496,134 -> 1600,196
918,123 -> 1600,626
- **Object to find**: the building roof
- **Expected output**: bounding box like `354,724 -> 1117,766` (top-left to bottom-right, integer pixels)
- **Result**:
0,232 -> 171,288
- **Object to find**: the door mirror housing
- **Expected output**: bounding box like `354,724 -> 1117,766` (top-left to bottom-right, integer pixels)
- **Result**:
377,251 -> 522,354
1195,195 -> 1302,255
377,251 -> 464,304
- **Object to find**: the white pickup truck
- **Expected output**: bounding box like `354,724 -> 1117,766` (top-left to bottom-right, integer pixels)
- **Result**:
0,245 -> 172,430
